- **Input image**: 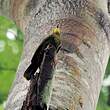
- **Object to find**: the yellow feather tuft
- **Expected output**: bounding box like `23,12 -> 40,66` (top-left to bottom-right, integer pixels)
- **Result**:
52,27 -> 61,34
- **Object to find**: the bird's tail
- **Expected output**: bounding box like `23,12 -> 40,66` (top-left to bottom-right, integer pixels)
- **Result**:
24,64 -> 35,80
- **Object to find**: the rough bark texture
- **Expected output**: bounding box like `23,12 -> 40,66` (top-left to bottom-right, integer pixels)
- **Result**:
21,46 -> 57,110
0,0 -> 110,110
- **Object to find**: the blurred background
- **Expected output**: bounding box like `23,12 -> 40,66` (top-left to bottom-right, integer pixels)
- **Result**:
0,16 -> 110,110
0,16 -> 23,110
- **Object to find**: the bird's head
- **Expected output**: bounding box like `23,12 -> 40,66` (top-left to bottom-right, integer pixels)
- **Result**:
52,26 -> 61,35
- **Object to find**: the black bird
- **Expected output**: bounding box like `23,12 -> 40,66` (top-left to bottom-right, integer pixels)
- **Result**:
24,27 -> 61,80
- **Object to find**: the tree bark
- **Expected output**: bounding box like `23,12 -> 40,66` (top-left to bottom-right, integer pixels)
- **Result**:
1,0 -> 110,110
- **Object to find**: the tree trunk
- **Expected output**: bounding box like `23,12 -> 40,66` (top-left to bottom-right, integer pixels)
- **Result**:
0,0 -> 110,110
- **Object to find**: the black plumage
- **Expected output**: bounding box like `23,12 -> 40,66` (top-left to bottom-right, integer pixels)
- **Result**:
24,33 -> 61,80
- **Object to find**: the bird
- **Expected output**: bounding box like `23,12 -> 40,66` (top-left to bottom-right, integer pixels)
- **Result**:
23,26 -> 61,80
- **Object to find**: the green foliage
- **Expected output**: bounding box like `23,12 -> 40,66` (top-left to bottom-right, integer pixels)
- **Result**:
0,16 -> 23,109
0,104 -> 3,110
96,59 -> 110,110
97,91 -> 109,110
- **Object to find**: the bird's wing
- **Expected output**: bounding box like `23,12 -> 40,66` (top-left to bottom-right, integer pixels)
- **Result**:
31,36 -> 52,63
